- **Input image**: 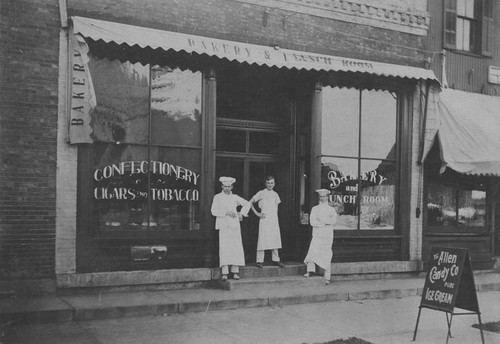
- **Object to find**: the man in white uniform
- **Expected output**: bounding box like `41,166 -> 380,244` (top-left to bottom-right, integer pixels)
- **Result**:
249,176 -> 284,268
303,189 -> 337,285
211,177 -> 251,281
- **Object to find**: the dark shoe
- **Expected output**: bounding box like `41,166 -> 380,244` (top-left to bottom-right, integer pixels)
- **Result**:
325,279 -> 330,285
221,274 -> 228,281
233,273 -> 240,280
255,263 -> 263,268
273,261 -> 285,268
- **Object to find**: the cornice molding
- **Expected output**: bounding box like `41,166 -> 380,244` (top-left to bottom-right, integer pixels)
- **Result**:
234,0 -> 429,36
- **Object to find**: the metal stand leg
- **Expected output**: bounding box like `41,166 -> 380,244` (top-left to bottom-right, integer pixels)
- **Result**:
477,312 -> 485,344
445,313 -> 454,344
412,307 -> 422,341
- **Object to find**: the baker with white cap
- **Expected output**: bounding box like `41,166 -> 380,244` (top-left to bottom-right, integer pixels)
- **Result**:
303,188 -> 337,285
211,176 -> 251,281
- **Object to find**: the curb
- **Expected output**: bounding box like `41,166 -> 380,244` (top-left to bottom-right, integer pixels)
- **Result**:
1,275 -> 499,324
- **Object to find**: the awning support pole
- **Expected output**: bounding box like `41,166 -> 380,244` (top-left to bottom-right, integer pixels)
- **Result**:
310,81 -> 322,201
418,80 -> 431,164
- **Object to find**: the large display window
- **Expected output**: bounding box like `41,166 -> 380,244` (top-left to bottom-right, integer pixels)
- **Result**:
422,140 -> 495,270
87,56 -> 202,233
424,143 -> 487,231
320,87 -> 397,230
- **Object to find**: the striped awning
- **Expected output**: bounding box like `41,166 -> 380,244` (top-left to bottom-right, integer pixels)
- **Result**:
71,16 -> 438,82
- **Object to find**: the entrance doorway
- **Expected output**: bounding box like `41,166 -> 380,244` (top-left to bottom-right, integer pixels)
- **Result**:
215,118 -> 291,264
216,157 -> 283,263
213,64 -> 301,265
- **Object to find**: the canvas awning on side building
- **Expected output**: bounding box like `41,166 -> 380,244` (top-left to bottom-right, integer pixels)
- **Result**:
425,88 -> 500,176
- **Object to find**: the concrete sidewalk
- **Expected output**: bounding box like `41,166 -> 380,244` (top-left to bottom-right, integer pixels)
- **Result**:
1,270 -> 499,325
3,291 -> 500,344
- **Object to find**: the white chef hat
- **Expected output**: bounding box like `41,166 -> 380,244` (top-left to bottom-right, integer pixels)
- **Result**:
219,176 -> 236,186
315,189 -> 331,196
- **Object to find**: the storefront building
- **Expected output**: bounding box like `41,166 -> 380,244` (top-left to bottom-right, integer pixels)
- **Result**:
54,0 -> 440,288
423,0 -> 500,270
2,0 -> 448,292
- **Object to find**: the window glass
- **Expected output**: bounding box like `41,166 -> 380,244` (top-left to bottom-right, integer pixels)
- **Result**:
484,0 -> 492,17
465,0 -> 475,17
151,66 -> 202,146
249,132 -> 281,154
459,189 -> 485,227
361,90 -> 397,159
88,57 -> 150,143
427,181 -> 457,226
447,0 -> 482,53
446,0 -> 457,11
216,129 -> 246,152
445,12 -> 456,31
426,179 -> 457,227
462,20 -> 471,51
321,87 -> 359,157
216,66 -> 289,124
93,144 -> 150,229
321,157 -> 359,229
299,159 -> 309,224
359,160 -> 395,229
457,0 -> 475,17
149,147 -> 201,230
92,144 -> 201,231
320,87 -> 398,231
425,158 -> 487,229
88,61 -> 203,232
457,0 -> 465,15
456,18 -> 465,50
445,12 -> 457,46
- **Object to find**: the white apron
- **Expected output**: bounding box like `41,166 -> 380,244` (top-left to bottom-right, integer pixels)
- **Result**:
252,189 -> 282,250
211,192 -> 251,267
304,202 -> 337,270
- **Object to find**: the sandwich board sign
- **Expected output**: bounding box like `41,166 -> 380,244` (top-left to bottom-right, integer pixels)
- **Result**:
412,247 -> 484,343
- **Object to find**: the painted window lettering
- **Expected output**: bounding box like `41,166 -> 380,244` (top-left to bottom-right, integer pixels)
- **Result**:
93,160 -> 200,202
94,160 -> 200,185
328,170 -> 387,188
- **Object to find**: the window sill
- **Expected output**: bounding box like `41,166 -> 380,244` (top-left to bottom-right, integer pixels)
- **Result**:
423,231 -> 490,237
92,230 -> 205,240
444,48 -> 492,59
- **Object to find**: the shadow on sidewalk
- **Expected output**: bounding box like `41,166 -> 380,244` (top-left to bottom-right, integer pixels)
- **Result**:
305,337 -> 373,344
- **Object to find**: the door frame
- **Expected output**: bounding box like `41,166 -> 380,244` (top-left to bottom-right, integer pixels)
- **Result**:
214,117 -> 295,264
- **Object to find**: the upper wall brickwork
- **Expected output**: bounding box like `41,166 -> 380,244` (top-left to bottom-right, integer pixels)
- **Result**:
67,0 -> 429,67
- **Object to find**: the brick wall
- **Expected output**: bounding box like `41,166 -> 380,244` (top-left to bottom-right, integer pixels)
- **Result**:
55,30 -> 78,275
0,0 -> 60,280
